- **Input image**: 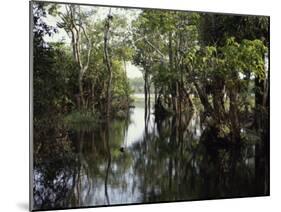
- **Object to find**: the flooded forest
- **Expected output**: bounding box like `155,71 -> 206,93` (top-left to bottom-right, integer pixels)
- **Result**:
31,2 -> 269,211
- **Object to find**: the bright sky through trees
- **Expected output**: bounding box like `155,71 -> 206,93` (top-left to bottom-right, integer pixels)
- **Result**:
43,5 -> 143,79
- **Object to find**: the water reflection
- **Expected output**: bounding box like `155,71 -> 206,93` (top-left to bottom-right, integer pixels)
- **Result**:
33,102 -> 268,210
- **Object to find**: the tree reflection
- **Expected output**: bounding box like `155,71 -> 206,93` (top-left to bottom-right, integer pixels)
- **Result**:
130,112 -> 268,202
33,115 -> 135,209
33,108 -> 268,210
33,125 -> 79,209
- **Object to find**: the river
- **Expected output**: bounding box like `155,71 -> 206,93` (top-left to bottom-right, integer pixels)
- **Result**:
33,97 -> 268,210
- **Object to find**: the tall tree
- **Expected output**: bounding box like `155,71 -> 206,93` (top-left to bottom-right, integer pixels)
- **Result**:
58,5 -> 93,109
103,10 -> 113,118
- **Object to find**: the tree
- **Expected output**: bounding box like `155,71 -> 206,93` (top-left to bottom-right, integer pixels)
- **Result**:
103,10 -> 113,118
58,5 -> 93,109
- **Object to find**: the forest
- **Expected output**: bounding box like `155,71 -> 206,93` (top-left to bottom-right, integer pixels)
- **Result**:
32,1 -> 269,210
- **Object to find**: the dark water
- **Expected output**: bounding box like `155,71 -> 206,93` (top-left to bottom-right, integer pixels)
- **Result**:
33,100 -> 269,210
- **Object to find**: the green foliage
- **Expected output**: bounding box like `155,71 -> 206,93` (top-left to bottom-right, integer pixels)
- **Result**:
217,124 -> 231,138
64,110 -> 99,124
33,3 -> 269,144
200,14 -> 269,46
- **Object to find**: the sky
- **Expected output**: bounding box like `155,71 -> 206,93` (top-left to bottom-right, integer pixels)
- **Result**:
42,3 -> 143,79
126,62 -> 143,78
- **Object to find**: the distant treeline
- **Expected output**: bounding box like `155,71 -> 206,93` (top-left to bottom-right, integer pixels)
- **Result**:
129,77 -> 144,93
129,77 -> 155,94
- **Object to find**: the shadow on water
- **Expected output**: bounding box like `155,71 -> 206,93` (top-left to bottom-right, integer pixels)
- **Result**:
33,101 -> 268,210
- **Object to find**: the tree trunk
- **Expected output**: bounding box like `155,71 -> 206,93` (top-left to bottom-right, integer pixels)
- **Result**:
123,58 -> 129,107
104,14 -> 112,118
154,83 -> 157,105
91,83 -> 95,113
229,88 -> 241,142
168,31 -> 178,113
144,70 -> 148,121
254,77 -> 264,130
212,77 -> 226,123
182,86 -> 194,112
148,80 -> 151,116
65,5 -> 92,110
78,73 -> 85,109
104,121 -> 111,205
194,81 -> 213,115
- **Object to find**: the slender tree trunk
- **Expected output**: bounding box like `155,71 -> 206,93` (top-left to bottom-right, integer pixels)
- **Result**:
254,77 -> 264,130
104,14 -> 112,118
179,65 -> 184,114
123,58 -> 129,107
263,78 -> 269,108
91,83 -> 95,113
78,73 -> 85,108
212,77 -> 226,123
148,80 -> 151,116
168,31 -> 178,113
144,70 -> 148,121
229,88 -> 241,142
194,81 -> 213,115
154,83 -> 157,105
182,86 -> 194,112
104,121 -> 111,205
